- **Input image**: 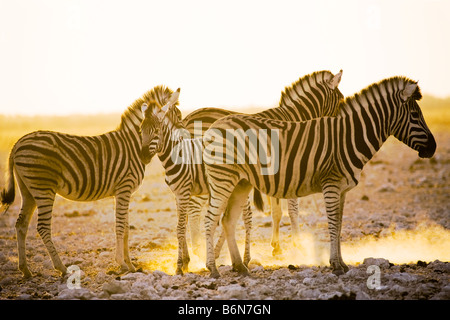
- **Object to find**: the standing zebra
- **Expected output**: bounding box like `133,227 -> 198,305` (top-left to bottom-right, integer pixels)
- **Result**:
181,70 -> 344,256
0,86 -> 180,277
202,77 -> 436,277
140,71 -> 344,275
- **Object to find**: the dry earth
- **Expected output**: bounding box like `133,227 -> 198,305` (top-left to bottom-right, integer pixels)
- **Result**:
0,124 -> 449,301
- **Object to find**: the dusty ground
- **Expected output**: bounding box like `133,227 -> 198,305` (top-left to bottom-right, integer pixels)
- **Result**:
0,116 -> 449,300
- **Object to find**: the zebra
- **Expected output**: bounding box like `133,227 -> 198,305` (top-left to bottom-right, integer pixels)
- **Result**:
140,70 -> 344,275
181,70 -> 344,256
202,76 -> 436,277
0,86 -> 180,278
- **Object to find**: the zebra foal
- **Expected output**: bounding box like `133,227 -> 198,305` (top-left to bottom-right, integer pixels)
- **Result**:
0,86 -> 179,277
203,76 -> 436,277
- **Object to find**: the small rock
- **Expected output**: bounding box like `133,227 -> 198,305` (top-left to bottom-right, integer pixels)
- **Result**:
427,260 -> 450,273
218,265 -> 232,273
99,251 -> 111,259
297,288 -> 321,299
120,272 -> 142,281
2,260 -> 17,271
102,280 -> 131,295
250,265 -> 264,273
296,269 -> 315,279
18,293 -> 33,300
0,276 -> 14,286
109,292 -> 141,300
363,257 -> 391,269
271,268 -> 291,278
356,291 -> 371,300
57,288 -> 94,300
377,183 -> 395,192
416,260 -> 428,267
217,284 -> 246,299
95,271 -> 107,283
361,195 -> 370,201
391,272 -> 418,284
152,270 -> 169,278
343,267 -> 365,279
318,291 -> 343,300
388,284 -> 409,297
302,277 -> 315,286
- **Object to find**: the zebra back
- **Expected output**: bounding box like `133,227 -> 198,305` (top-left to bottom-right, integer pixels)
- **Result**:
182,70 -> 343,135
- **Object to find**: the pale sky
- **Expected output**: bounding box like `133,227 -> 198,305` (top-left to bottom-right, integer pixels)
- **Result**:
0,0 -> 449,115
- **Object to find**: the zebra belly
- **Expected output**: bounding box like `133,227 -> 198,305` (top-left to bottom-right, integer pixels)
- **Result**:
56,184 -> 116,202
240,164 -> 323,199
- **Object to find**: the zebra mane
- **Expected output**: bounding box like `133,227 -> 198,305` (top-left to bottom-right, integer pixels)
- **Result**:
117,85 -> 179,130
278,70 -> 335,107
338,76 -> 421,114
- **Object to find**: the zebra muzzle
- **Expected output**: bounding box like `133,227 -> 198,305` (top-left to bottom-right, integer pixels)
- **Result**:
418,134 -> 436,159
140,145 -> 155,164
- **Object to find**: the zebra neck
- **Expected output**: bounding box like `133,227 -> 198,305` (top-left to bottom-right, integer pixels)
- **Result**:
118,108 -> 143,136
157,125 -> 178,168
116,108 -> 144,162
339,103 -> 391,170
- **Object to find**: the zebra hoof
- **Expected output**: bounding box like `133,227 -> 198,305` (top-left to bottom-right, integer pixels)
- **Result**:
209,271 -> 220,278
176,267 -> 184,276
127,263 -> 136,273
233,263 -> 250,276
331,264 -> 348,276
21,269 -> 33,279
332,268 -> 346,276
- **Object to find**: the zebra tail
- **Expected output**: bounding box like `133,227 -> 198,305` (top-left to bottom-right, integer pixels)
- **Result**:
1,151 -> 15,214
253,189 -> 264,212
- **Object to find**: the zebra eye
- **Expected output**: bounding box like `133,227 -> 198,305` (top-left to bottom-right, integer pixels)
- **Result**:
411,111 -> 419,118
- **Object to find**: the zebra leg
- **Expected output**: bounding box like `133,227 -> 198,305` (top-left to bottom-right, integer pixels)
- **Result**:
322,185 -> 349,275
114,192 -> 133,273
175,197 -> 190,275
214,225 -> 226,260
270,197 -> 282,255
222,181 -> 252,276
123,219 -> 136,273
35,193 -> 67,276
241,197 -> 252,267
205,174 -> 240,278
15,176 -> 36,278
287,198 -> 301,248
336,193 -> 348,272
187,195 -> 208,257
215,197 -> 252,265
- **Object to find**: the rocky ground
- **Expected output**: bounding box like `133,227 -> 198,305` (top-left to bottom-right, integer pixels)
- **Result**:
0,132 -> 449,300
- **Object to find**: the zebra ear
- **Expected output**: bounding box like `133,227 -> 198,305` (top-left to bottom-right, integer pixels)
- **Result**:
400,82 -> 418,101
156,109 -> 166,121
141,103 -> 148,115
161,88 -> 181,113
327,69 -> 343,89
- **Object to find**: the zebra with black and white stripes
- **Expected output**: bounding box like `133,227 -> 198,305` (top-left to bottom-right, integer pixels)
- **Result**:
202,76 -> 436,277
140,71 -> 344,275
181,70 -> 344,256
0,86 -> 180,278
